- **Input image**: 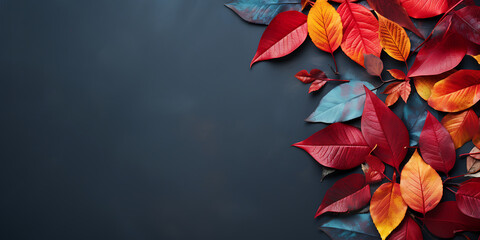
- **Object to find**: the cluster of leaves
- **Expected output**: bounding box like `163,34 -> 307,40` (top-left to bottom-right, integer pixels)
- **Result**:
226,0 -> 480,239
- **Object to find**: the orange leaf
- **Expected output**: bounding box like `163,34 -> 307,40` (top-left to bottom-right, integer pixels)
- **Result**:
413,70 -> 456,101
382,80 -> 411,106
370,181 -> 407,240
387,69 -> 406,80
338,2 -> 381,67
307,0 -> 343,54
400,150 -> 443,215
377,13 -> 410,62
441,109 -> 479,149
428,70 -> 480,112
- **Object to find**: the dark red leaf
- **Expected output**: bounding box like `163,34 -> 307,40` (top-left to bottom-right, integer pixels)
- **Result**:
452,6 -> 480,46
250,11 -> 308,67
293,123 -> 371,170
367,0 -> 424,38
418,112 -> 456,174
456,178 -> 480,219
423,201 -> 480,238
295,69 -> 327,84
361,87 -> 409,171
387,215 -> 422,240
315,174 -> 371,217
362,154 -> 385,184
295,69 -> 348,93
407,16 -> 467,77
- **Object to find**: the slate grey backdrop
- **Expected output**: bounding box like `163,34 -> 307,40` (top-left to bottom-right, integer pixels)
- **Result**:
0,0 -> 478,239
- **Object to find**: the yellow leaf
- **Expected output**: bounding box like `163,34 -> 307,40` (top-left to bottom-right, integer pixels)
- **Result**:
377,13 -> 410,62
400,150 -> 443,215
307,0 -> 343,54
370,181 -> 407,240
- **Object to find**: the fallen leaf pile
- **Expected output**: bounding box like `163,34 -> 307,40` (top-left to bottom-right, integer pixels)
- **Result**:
226,0 -> 480,239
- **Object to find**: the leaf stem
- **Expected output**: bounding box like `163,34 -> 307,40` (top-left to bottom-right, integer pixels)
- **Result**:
371,78 -> 402,91
443,174 -> 466,184
445,186 -> 457,194
380,172 -> 393,183
459,152 -> 480,157
330,52 -> 339,75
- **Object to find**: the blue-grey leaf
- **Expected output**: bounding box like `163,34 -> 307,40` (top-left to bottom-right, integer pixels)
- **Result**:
225,0 -> 302,25
320,213 -> 380,240
402,92 -> 427,146
306,81 -> 376,123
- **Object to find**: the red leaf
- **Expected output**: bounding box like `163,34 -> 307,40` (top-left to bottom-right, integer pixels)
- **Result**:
315,173 -> 371,217
388,69 -> 407,80
399,0 -> 450,18
293,123 -> 371,170
456,178 -> 480,219
382,80 -> 411,106
250,11 -> 308,67
362,154 -> 385,184
338,2 -> 381,67
364,54 -> 384,77
366,0 -> 424,38
387,215 -> 422,240
361,86 -> 409,171
295,69 -> 349,93
407,16 -> 467,77
418,111 -> 456,174
452,6 -> 480,46
423,201 -> 480,238
295,69 -> 327,84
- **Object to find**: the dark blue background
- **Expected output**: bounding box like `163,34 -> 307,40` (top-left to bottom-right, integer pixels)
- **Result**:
0,1 -> 478,239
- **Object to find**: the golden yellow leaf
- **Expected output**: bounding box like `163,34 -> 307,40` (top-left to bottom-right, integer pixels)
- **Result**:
307,0 -> 342,54
377,13 -> 410,62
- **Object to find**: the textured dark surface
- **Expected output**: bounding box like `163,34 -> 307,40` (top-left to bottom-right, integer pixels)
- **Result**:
0,0 -> 478,239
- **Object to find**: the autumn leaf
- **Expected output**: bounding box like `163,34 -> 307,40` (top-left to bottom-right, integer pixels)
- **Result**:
361,87 -> 409,171
413,69 -> 456,101
387,69 -> 406,80
399,0 -> 450,18
387,215 -> 422,240
307,0 -> 343,70
294,69 -> 348,93
407,16 -> 467,77
377,13 -> 410,63
441,109 -> 479,149
293,123 -> 371,170
364,54 -> 384,77
370,181 -> 408,240
366,0 -> 423,38
250,11 -> 308,67
418,112 -> 456,174
400,150 -> 443,215
428,70 -> 480,112
456,179 -> 480,219
423,201 -> 480,238
315,174 -> 371,217
382,80 -> 411,106
225,0 -> 302,25
338,2 -> 381,67
452,6 -> 480,46
466,146 -> 480,174
319,213 -> 381,240
306,81 -> 376,123
362,154 -> 385,184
